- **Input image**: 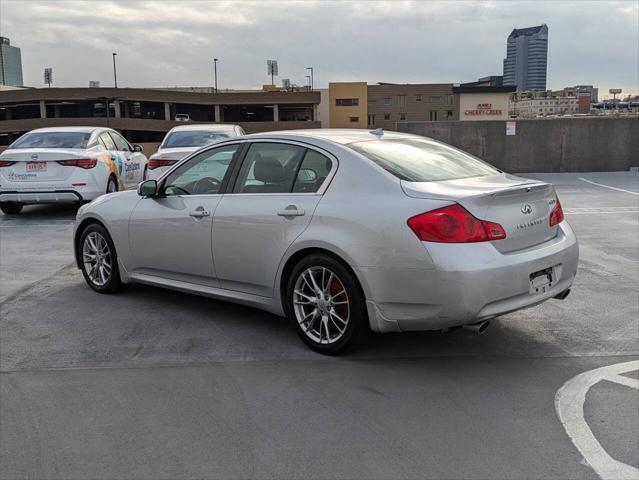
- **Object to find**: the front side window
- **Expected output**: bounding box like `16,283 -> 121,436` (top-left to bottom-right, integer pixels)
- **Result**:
163,144 -> 239,195
162,130 -> 231,148
349,138 -> 499,183
11,131 -> 91,149
234,143 -> 306,194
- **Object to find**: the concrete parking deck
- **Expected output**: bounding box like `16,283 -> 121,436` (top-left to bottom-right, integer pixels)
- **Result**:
1,172 -> 637,479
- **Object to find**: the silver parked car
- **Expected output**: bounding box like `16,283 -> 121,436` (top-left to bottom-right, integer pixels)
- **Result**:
74,129 -> 579,354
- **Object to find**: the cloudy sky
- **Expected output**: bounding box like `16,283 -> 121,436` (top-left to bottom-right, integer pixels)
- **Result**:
2,0 -> 637,97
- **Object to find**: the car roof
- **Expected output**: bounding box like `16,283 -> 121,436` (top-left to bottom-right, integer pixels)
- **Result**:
26,126 -> 103,134
167,124 -> 239,133
244,128 -> 425,145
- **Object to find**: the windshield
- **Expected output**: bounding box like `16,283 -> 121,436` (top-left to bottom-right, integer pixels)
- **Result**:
11,132 -> 91,149
162,130 -> 231,148
349,138 -> 500,182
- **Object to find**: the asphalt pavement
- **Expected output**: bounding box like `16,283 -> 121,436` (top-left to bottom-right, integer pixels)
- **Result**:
1,172 -> 637,479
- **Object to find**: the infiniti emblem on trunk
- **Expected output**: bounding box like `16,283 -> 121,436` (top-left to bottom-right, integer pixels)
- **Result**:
30,154 -> 39,160
521,203 -> 533,214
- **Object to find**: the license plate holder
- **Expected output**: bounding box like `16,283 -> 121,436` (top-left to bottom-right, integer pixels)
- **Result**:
529,267 -> 554,294
26,161 -> 47,172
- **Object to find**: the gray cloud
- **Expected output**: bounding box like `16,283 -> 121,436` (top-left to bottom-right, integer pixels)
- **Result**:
2,0 -> 637,96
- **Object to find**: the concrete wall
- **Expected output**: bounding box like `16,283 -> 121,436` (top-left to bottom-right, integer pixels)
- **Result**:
397,117 -> 639,172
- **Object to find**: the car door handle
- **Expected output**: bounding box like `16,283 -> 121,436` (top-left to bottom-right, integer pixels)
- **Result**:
277,206 -> 305,217
189,208 -> 210,217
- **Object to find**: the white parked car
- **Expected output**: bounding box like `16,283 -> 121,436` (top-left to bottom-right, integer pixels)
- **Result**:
147,124 -> 245,179
0,127 -> 148,215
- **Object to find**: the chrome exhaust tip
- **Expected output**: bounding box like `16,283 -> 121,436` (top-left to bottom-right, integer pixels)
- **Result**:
554,289 -> 571,300
462,320 -> 490,335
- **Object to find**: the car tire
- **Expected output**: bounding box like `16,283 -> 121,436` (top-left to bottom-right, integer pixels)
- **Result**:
106,176 -> 118,194
286,253 -> 369,355
0,202 -> 23,215
79,223 -> 124,294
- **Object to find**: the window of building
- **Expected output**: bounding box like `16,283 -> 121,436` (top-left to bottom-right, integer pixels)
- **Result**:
335,98 -> 359,107
447,111 -> 453,119
415,95 -> 422,102
397,95 -> 407,107
429,111 -> 438,121
383,113 -> 391,120
429,96 -> 442,103
367,100 -> 376,107
445,95 -> 454,105
399,113 -> 407,121
383,97 -> 391,107
349,116 -> 359,123
368,114 -> 375,126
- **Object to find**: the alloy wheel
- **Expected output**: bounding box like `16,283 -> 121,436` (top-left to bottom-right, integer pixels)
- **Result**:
293,266 -> 350,345
82,232 -> 112,287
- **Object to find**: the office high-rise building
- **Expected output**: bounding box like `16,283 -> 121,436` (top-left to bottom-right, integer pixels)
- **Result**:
503,24 -> 548,91
0,37 -> 24,87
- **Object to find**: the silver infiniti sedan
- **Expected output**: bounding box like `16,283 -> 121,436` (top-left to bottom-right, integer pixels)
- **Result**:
74,129 -> 579,354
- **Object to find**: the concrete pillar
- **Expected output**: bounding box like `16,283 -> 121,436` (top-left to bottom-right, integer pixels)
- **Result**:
164,102 -> 171,120
39,100 -> 46,118
273,104 -> 279,122
214,105 -> 221,122
113,101 -> 121,118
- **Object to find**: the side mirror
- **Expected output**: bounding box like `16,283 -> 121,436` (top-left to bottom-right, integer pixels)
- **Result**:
138,179 -> 158,197
133,144 -> 144,153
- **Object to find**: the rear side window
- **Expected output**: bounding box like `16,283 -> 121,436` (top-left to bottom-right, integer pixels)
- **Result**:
292,150 -> 332,193
11,132 -> 91,149
108,131 -> 131,152
99,132 -> 117,151
233,143 -> 306,193
349,139 -> 499,182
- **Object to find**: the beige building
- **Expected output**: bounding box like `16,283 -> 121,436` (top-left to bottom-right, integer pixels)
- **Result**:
328,82 -> 368,128
367,83 -> 457,129
454,86 -> 515,121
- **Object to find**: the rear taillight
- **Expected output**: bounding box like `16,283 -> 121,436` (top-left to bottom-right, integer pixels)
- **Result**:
57,158 -> 97,169
148,158 -> 177,170
407,203 -> 507,243
549,196 -> 564,227
0,160 -> 16,167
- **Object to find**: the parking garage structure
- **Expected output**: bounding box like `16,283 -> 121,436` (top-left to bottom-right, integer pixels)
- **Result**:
0,87 -> 321,147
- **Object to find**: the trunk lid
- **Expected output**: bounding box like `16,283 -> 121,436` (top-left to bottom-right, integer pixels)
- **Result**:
154,147 -> 197,161
402,174 -> 559,253
0,148 -> 89,182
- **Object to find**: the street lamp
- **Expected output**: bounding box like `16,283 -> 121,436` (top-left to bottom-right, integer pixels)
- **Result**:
112,52 -> 118,88
305,75 -> 311,88
306,66 -> 313,90
213,58 -> 218,94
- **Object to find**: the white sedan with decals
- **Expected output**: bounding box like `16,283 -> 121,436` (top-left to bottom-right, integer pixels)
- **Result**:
0,127 -> 148,215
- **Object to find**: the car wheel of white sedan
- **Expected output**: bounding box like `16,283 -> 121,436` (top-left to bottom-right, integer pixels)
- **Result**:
287,254 -> 368,355
0,202 -> 23,215
106,176 -> 118,194
79,224 -> 123,293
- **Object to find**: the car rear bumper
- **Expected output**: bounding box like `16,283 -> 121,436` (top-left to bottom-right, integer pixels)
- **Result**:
362,221 -> 579,333
0,190 -> 86,203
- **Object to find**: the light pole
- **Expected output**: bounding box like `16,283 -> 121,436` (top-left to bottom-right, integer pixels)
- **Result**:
306,66 -> 313,90
305,75 -> 311,88
112,53 -> 118,88
213,58 -> 218,94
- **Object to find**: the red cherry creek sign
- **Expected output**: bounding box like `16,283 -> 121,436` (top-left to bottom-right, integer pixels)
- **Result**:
464,103 -> 503,115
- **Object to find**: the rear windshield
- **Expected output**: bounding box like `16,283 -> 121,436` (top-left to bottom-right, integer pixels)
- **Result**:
349,138 -> 499,182
162,130 -> 231,148
11,132 -> 91,149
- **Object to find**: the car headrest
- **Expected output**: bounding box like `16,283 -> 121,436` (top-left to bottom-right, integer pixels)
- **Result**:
253,154 -> 285,183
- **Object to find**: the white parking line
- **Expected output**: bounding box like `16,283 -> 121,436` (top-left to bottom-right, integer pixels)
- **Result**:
579,178 -> 639,196
555,360 -> 639,480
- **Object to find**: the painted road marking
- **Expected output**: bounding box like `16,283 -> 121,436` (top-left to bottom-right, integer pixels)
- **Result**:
564,207 -> 639,215
578,178 -> 639,196
555,360 -> 639,480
